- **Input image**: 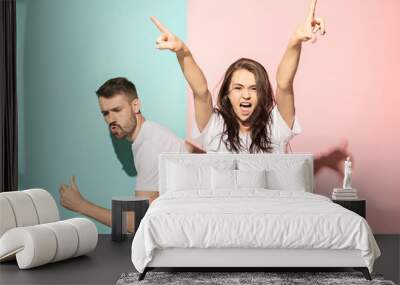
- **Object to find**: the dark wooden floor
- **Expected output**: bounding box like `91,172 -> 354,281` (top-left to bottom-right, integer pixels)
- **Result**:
0,235 -> 399,285
0,235 -> 134,285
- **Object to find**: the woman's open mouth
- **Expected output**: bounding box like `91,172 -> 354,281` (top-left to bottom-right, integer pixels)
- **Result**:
239,102 -> 252,115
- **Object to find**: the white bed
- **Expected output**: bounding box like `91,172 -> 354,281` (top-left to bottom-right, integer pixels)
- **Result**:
131,153 -> 380,280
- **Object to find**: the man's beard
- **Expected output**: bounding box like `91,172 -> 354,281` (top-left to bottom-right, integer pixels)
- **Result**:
110,122 -> 136,139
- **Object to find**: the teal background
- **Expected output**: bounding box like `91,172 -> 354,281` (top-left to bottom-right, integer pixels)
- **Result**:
16,0 -> 187,233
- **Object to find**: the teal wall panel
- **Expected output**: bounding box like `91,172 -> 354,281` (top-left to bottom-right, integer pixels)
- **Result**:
16,0 -> 187,233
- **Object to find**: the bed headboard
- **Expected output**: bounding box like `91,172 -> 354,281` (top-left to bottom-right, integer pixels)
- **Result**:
159,153 -> 314,194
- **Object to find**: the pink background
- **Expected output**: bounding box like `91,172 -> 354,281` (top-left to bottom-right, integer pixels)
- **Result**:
186,0 -> 400,233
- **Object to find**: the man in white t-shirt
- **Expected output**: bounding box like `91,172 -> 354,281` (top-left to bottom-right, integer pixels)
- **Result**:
58,77 -> 197,232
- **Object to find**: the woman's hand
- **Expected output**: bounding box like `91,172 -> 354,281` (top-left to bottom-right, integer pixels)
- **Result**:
292,0 -> 326,44
150,16 -> 186,54
150,16 -> 212,132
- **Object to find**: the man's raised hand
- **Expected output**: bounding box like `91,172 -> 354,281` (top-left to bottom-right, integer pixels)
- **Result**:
59,175 -> 85,213
293,0 -> 326,43
150,16 -> 185,53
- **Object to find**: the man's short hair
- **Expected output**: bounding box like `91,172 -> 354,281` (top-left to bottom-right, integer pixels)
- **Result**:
96,77 -> 138,100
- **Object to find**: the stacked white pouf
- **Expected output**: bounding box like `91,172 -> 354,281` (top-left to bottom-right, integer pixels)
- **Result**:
0,189 -> 98,269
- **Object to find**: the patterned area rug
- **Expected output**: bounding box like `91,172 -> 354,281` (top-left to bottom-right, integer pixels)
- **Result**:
116,271 -> 396,285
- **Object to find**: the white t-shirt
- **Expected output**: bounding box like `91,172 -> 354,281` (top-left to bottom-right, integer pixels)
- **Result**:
132,121 -> 187,191
193,106 -> 302,153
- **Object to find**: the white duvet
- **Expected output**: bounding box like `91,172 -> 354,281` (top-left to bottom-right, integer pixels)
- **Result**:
131,190 -> 380,273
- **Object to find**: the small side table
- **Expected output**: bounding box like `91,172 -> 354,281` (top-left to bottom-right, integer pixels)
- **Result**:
112,197 -> 149,242
332,199 -> 366,218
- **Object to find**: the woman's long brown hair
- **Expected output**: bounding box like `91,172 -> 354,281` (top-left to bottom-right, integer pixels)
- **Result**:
216,58 -> 275,153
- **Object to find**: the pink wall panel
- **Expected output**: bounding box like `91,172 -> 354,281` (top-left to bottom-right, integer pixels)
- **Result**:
187,0 -> 400,233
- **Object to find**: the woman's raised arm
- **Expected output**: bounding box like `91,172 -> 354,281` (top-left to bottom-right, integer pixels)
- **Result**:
151,16 -> 213,132
275,0 -> 326,128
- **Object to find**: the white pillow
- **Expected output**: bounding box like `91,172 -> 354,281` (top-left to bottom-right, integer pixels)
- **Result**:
166,161 -> 211,191
211,168 -> 236,190
237,158 -> 309,191
266,163 -> 307,191
236,169 -> 267,189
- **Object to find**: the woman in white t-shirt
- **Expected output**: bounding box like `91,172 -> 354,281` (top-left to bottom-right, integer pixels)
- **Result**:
150,0 -> 325,153
190,59 -> 302,153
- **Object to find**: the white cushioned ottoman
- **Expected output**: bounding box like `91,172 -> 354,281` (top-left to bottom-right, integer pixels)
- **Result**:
0,189 -> 98,269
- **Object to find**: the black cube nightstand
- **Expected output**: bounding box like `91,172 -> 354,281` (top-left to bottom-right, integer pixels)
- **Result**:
112,197 -> 149,242
332,199 -> 366,218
